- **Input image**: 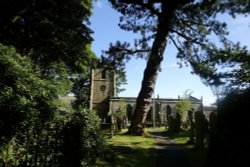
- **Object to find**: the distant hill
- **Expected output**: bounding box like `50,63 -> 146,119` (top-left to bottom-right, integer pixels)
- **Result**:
58,96 -> 76,106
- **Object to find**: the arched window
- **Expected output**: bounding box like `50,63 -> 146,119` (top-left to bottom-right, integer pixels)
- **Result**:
166,105 -> 172,116
101,70 -> 106,79
127,104 -> 133,121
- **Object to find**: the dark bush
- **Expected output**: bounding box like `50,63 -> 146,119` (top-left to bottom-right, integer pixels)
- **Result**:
206,88 -> 250,167
0,109 -> 108,167
60,109 -> 105,167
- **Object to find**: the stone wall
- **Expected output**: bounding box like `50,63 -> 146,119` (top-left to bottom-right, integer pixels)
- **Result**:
109,96 -> 203,126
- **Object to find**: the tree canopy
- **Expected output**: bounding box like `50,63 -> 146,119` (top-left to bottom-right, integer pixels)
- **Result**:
99,42 -> 128,96
0,0 -> 96,73
107,0 -> 250,135
0,0 -> 99,109
0,1 -> 111,165
0,44 -> 58,141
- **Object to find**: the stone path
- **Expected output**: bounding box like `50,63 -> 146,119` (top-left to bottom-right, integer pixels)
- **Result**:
151,130 -> 191,167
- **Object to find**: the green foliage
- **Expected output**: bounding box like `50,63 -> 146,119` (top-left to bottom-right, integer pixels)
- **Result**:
115,69 -> 127,95
0,44 -> 68,166
202,0 -> 250,17
169,90 -> 194,133
113,99 -> 127,120
113,99 -> 127,131
0,139 -> 16,166
0,0 -> 98,109
0,0 -> 95,72
0,1 -> 106,166
190,41 -> 250,90
0,119 -> 65,167
0,44 -> 58,141
182,1 -> 250,90
100,49 -> 128,96
174,98 -> 193,116
45,62 -> 72,96
174,90 -> 193,123
71,71 -> 92,109
60,109 -> 105,167
0,109 -> 107,167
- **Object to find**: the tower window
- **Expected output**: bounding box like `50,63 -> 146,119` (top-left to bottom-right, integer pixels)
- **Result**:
99,85 -> 106,92
101,70 -> 106,79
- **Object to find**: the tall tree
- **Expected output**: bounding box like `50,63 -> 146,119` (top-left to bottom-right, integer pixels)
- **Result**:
0,0 -> 95,73
0,0 -> 96,139
187,1 -> 250,90
99,42 -> 128,96
0,1 -> 110,165
175,89 -> 194,116
174,96 -> 193,121
0,44 -> 58,143
0,0 -> 97,107
190,43 -> 250,91
108,0 -> 247,135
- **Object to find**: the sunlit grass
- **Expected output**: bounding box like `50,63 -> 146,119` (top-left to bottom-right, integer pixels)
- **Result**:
93,127 -> 208,167
165,130 -> 190,144
93,128 -> 157,167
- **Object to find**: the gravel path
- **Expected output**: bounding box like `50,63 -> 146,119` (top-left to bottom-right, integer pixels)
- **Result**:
151,130 -> 191,167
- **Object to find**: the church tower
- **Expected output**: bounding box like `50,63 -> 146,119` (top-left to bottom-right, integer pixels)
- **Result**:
89,68 -> 116,120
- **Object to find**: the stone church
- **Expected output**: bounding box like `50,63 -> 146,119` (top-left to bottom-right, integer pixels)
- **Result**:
89,68 -> 203,126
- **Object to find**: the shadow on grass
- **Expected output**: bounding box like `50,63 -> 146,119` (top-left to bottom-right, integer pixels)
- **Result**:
183,146 -> 207,167
149,130 -> 168,138
103,146 -> 156,167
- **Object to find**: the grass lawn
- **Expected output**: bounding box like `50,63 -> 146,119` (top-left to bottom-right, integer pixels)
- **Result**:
93,128 -> 157,167
93,127 -> 208,167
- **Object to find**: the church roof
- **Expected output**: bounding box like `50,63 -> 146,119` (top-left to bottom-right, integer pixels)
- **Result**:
109,96 -> 202,104
188,95 -> 202,103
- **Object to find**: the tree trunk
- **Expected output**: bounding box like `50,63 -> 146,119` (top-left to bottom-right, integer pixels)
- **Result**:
129,5 -> 176,135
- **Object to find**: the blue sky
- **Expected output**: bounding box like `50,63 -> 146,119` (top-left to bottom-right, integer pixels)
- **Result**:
90,0 -> 250,106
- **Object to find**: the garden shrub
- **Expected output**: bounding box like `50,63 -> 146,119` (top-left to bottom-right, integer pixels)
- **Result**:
60,109 -> 106,167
